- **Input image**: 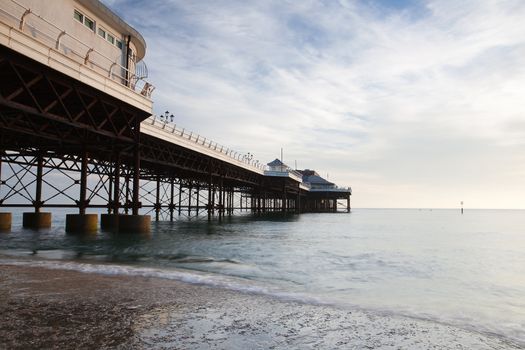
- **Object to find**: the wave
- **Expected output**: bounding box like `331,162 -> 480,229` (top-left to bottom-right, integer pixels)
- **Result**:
166,255 -> 241,264
0,257 -> 328,306
1,256 -> 523,347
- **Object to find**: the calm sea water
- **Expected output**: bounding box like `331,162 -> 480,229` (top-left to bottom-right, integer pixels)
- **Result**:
1,209 -> 524,345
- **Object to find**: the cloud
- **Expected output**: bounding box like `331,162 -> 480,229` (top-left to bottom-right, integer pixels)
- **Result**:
104,0 -> 525,208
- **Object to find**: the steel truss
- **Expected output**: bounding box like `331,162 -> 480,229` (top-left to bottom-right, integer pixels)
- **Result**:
0,150 -> 308,220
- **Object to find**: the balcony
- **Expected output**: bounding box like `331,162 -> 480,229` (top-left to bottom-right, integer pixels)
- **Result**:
0,0 -> 154,112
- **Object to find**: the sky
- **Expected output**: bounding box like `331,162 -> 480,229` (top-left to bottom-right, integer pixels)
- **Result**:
102,0 -> 525,209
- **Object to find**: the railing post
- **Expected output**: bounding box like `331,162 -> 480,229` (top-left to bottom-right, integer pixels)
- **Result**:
19,9 -> 31,30
55,31 -> 66,50
84,48 -> 94,65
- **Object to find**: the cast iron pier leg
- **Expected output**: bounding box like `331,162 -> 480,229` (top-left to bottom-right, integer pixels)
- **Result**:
155,174 -> 161,221
132,145 -> 140,216
79,151 -> 88,215
114,153 -> 121,214
170,178 -> 175,221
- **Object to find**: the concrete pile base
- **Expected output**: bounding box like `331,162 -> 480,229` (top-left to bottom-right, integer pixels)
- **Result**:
118,215 -> 151,234
100,214 -> 119,231
23,212 -> 52,229
0,212 -> 12,231
65,214 -> 98,234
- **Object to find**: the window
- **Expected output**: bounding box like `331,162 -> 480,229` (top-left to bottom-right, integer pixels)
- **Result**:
96,24 -> 123,50
74,9 -> 95,31
74,10 -> 83,23
84,17 -> 94,30
97,27 -> 106,39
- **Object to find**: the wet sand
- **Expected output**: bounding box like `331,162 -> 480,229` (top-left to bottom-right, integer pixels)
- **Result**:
0,263 -> 522,349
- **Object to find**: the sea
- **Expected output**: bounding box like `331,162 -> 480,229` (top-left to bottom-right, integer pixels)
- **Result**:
1,208 -> 524,346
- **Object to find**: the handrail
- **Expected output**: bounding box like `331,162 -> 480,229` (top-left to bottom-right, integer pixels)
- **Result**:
3,0 -> 155,98
146,115 -> 268,172
145,116 -> 350,191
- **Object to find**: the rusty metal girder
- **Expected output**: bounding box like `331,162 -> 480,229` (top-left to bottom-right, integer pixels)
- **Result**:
0,46 -> 148,149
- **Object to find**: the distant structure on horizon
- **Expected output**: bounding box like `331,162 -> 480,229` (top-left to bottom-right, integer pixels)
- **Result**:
266,159 -> 351,212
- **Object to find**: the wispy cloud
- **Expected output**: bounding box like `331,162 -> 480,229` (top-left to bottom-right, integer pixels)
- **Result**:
105,0 -> 525,208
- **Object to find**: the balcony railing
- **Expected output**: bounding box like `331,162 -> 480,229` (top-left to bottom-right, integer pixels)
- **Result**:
0,0 -> 154,98
145,116 -> 350,192
145,115 -> 268,172
308,186 -> 352,194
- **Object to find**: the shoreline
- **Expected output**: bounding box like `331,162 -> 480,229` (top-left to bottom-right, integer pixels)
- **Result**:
0,262 -> 522,349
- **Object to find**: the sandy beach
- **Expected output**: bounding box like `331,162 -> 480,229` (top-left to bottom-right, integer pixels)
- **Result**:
0,262 -> 522,350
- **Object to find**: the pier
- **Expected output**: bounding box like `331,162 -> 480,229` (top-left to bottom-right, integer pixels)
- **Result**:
0,0 -> 351,233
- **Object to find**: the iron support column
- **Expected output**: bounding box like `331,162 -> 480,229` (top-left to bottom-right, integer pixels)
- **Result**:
132,145 -> 140,216
124,172 -> 130,215
113,153 -> 121,214
219,177 -> 223,219
282,182 -> 287,213
188,184 -> 192,216
155,174 -> 161,221
196,185 -> 200,216
178,183 -> 182,216
107,170 -> 113,214
34,154 -> 44,213
79,151 -> 88,215
170,178 -> 175,221
207,174 -> 212,219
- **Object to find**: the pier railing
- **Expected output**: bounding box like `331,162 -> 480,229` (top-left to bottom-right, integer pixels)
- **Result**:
0,0 -> 154,98
144,116 -> 351,191
309,186 -> 352,194
144,115 -> 269,172
263,169 -> 304,183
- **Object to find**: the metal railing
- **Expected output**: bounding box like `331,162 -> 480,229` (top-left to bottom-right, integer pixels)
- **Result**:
308,186 -> 352,193
0,0 -> 154,98
145,115 -> 268,172
145,117 -> 350,191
